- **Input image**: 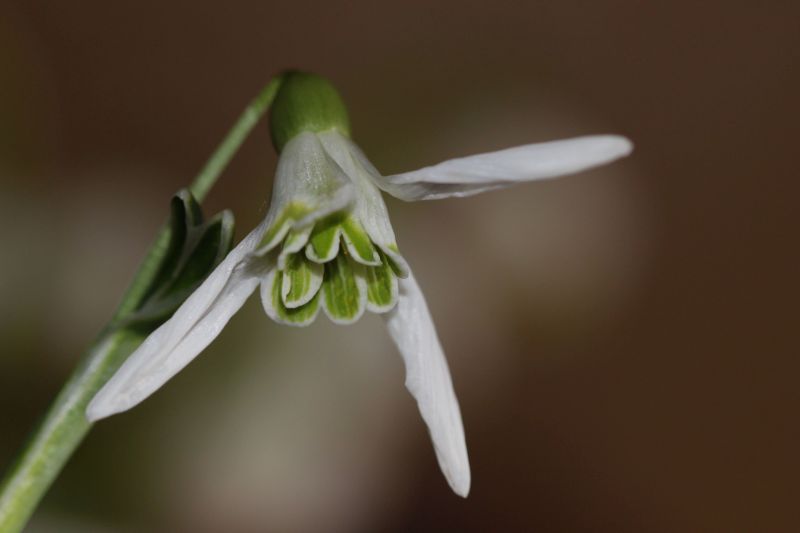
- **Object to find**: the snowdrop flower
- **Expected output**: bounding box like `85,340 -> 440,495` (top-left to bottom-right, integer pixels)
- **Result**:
87,72 -> 632,497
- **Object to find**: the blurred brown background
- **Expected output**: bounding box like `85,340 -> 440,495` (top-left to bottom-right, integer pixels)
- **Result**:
1,1 -> 797,532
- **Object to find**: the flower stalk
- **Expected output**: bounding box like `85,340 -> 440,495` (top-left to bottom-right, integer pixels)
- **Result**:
0,75 -> 284,533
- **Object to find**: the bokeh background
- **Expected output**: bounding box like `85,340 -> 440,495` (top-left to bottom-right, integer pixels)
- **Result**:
1,1 -> 797,532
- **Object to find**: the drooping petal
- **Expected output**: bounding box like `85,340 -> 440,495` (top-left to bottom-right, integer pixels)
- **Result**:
374,135 -> 633,201
384,271 -> 470,497
86,222 -> 269,421
257,131 -> 355,255
317,131 -> 409,277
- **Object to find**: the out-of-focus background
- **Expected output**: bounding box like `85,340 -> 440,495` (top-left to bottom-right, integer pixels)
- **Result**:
1,1 -> 797,532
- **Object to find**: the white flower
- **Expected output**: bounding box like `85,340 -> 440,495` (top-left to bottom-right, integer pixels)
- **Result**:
86,74 -> 632,497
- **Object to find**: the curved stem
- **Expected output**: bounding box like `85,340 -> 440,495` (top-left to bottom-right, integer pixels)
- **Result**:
0,75 -> 283,533
0,327 -> 144,532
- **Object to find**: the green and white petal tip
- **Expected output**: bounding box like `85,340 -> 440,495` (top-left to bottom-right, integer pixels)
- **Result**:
365,252 -> 399,313
305,214 -> 344,263
261,268 -> 322,327
341,217 -> 382,266
278,225 -> 313,270
281,253 -> 323,309
321,253 -> 368,325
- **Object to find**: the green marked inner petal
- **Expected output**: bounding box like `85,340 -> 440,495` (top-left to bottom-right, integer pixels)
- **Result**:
321,253 -> 366,324
270,270 -> 320,326
282,253 -> 323,308
257,202 -> 313,255
284,226 -> 313,254
379,243 -> 410,279
342,217 -> 381,266
278,225 -> 313,270
307,212 -> 345,262
365,252 -> 398,313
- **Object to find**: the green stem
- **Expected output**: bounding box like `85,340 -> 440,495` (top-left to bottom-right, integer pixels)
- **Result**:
0,328 -> 145,532
0,75 -> 283,533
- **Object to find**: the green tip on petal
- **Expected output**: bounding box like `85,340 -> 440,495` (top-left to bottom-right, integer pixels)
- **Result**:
263,269 -> 321,327
282,253 -> 323,308
269,71 -> 351,152
365,251 -> 398,313
321,253 -> 367,324
306,212 -> 345,263
255,202 -> 314,256
341,217 -> 381,266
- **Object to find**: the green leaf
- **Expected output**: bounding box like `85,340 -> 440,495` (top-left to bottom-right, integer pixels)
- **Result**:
126,189 -> 234,324
137,191 -> 195,305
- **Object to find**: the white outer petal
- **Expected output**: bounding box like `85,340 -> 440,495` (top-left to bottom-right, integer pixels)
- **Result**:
384,270 -> 470,497
376,134 -> 633,201
86,222 -> 268,421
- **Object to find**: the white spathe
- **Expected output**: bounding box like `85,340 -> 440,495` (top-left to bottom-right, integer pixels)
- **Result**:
87,128 -> 633,497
